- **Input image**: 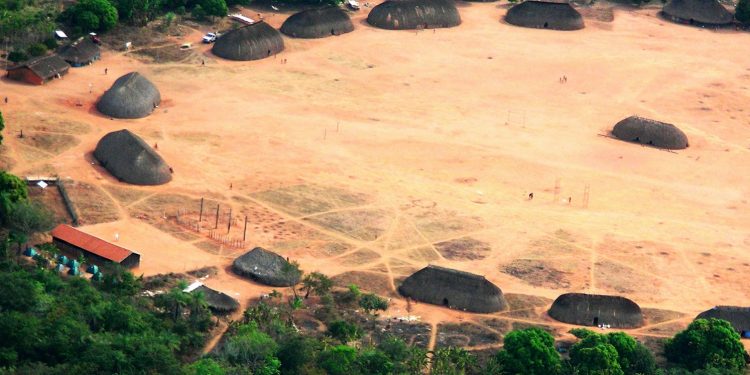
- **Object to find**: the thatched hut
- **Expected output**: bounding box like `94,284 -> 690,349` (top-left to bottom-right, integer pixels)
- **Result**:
6,55 -> 69,85
505,0 -> 584,30
93,129 -> 172,186
398,265 -> 507,313
57,37 -> 101,67
696,306 -> 750,338
96,72 -> 161,119
232,247 -> 301,286
194,285 -> 240,314
661,0 -> 733,27
367,0 -> 461,30
612,116 -> 689,150
212,22 -> 285,61
281,7 -> 355,38
548,293 -> 644,328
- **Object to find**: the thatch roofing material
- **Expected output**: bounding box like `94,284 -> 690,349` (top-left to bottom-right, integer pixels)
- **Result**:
505,0 -> 584,30
612,116 -> 689,150
212,22 -> 285,61
93,129 -> 172,185
696,306 -> 750,334
232,247 -> 301,286
194,285 -> 240,313
367,0 -> 461,30
398,265 -> 507,313
281,7 -> 355,38
96,72 -> 161,119
57,37 -> 101,66
662,0 -> 733,26
8,55 -> 70,80
548,293 -> 644,328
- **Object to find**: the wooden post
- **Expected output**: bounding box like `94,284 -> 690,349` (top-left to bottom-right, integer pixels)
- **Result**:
215,204 -> 220,229
199,197 -> 204,222
227,208 -> 232,233
243,215 -> 248,241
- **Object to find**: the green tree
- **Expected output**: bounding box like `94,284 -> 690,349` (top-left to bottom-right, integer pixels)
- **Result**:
664,318 -> 748,372
64,0 -> 118,32
197,0 -> 226,18
4,200 -> 55,255
568,333 -> 624,375
301,272 -> 333,299
326,320 -> 362,343
605,332 -> 657,375
277,335 -> 321,375
318,345 -> 357,375
494,327 -> 561,375
356,348 -> 394,375
358,293 -> 389,315
0,171 -> 28,215
223,322 -> 279,371
431,347 -> 477,375
736,0 -> 750,24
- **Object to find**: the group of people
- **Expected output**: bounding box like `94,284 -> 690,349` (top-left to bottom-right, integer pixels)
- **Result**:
559,75 -> 568,83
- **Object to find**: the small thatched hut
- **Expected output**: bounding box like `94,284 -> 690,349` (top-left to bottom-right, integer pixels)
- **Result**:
612,116 -> 689,150
696,306 -> 750,338
212,22 -> 285,61
549,293 -> 644,328
505,0 -> 584,30
367,0 -> 461,30
93,129 -> 172,186
57,37 -> 101,67
194,285 -> 240,313
96,72 -> 161,119
281,7 -> 355,38
398,265 -> 507,313
661,0 -> 733,27
232,247 -> 301,286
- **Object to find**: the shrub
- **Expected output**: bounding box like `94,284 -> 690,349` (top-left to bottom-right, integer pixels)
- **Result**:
26,43 -> 47,57
43,38 -> 58,49
191,4 -> 206,20
664,318 -> 748,372
7,50 -> 28,63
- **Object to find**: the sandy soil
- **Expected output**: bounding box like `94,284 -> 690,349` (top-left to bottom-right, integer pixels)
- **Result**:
2,1 -> 750,351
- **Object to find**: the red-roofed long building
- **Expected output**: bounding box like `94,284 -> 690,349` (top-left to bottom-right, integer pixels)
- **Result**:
51,224 -> 141,268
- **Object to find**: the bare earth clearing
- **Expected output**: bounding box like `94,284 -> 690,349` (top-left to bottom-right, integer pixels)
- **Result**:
2,1 -> 750,353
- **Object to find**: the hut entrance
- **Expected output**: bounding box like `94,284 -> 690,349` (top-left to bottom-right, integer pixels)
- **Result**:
592,316 -> 599,326
442,298 -> 449,307
543,22 -> 549,28
331,29 -> 335,35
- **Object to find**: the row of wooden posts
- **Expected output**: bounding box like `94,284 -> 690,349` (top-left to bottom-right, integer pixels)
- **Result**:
174,198 -> 250,247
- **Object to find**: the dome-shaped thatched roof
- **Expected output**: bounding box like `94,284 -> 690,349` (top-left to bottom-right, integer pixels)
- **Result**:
612,116 -> 689,150
661,0 -> 733,27
548,293 -> 644,328
96,72 -> 161,119
232,247 -> 301,286
194,285 -> 240,313
281,7 -> 355,38
57,37 -> 100,67
505,0 -> 584,30
93,129 -> 172,186
212,22 -> 285,61
696,306 -> 750,334
398,265 -> 507,313
367,0 -> 461,30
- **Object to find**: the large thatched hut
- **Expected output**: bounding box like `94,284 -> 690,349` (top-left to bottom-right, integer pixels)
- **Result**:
93,129 -> 172,186
398,265 -> 507,313
57,37 -> 101,67
367,0 -> 461,30
194,285 -> 240,314
281,7 -> 354,38
661,0 -> 733,27
212,22 -> 285,61
696,306 -> 750,338
96,72 -> 161,119
232,247 -> 301,286
612,116 -> 689,150
548,293 -> 644,328
505,0 -> 584,30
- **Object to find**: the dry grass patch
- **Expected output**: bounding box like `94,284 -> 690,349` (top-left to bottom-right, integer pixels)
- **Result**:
103,184 -> 152,206
332,271 -> 394,296
434,237 -> 491,261
305,209 -> 391,241
63,180 -> 119,225
436,322 -> 501,348
501,259 -> 572,289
